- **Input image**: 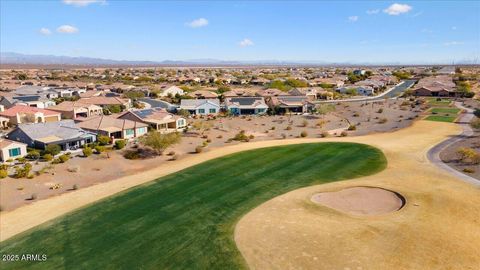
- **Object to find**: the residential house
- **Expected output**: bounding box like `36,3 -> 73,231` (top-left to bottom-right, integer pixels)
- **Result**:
187,90 -> 219,99
412,75 -> 459,97
179,99 -> 221,115
224,97 -> 269,115
223,88 -> 257,98
288,88 -> 318,100
76,96 -> 131,110
266,96 -> 315,114
0,95 -> 55,109
48,101 -> 103,119
118,108 -> 187,132
255,89 -> 288,97
0,139 -> 27,162
0,105 -> 61,125
159,86 -> 184,97
77,115 -> 148,140
7,120 -> 96,151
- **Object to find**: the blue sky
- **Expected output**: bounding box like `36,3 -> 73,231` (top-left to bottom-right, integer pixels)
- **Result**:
1,0 -> 479,64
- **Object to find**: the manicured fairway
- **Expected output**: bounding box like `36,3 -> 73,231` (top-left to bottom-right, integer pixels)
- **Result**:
0,143 -> 386,270
429,107 -> 460,114
425,115 -> 458,122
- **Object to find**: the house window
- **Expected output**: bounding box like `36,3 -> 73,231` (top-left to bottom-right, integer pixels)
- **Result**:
209,108 -> 216,113
125,129 -> 134,136
198,109 -> 205,114
138,127 -> 146,134
178,119 -> 185,126
8,147 -> 21,157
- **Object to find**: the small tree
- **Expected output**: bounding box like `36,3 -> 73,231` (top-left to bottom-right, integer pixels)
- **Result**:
140,132 -> 181,155
42,154 -> 53,161
115,140 -> 126,149
83,147 -> 93,157
457,147 -> 480,164
44,144 -> 61,156
26,150 -> 40,159
0,169 -> 8,179
97,135 -> 111,146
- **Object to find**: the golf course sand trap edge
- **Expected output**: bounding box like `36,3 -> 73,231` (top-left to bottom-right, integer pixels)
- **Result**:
311,186 -> 405,216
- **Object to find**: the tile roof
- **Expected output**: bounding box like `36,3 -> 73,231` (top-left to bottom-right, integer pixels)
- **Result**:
0,105 -> 60,117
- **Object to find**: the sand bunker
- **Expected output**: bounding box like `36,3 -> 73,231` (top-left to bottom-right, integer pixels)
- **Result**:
311,187 -> 404,216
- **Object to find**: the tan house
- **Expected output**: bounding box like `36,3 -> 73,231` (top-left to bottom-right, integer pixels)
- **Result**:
48,101 -> 103,119
118,108 -> 186,133
0,139 -> 27,162
77,96 -> 131,109
187,90 -> 219,99
76,115 -> 148,140
0,105 -> 61,125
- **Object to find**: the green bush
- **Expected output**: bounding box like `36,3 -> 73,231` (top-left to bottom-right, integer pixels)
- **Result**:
14,163 -> 32,178
98,135 -> 111,146
42,154 -> 53,161
26,150 -> 40,159
115,140 -> 126,149
44,144 -> 61,156
123,150 -> 140,160
95,145 -> 106,153
58,154 -> 70,163
83,147 -> 93,157
0,169 -> 8,179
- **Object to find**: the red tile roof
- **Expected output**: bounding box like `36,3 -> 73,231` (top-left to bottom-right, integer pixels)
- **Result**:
0,105 -> 60,117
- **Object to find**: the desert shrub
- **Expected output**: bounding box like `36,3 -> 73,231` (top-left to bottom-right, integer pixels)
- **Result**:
42,154 -> 53,161
463,168 -> 475,173
320,131 -> 329,138
377,108 -> 384,113
29,193 -> 37,200
58,154 -> 69,163
248,135 -> 254,140
167,151 -> 175,156
340,131 -> 348,137
206,139 -> 212,143
97,135 -> 111,146
271,126 -> 276,130
301,120 -> 308,127
378,118 -> 388,124
232,130 -> 249,142
83,147 -> 93,157
94,145 -> 106,153
457,147 -> 480,164
14,163 -> 32,178
26,150 -> 40,159
72,184 -> 78,190
27,174 -> 34,179
170,155 -> 178,161
115,140 -> 126,149
0,170 -> 8,179
202,141 -> 208,147
195,146 -> 203,153
300,131 -> 308,137
44,144 -> 61,156
67,166 -> 80,173
217,135 -> 223,139
285,126 -> 292,130
348,125 -> 357,131
123,149 -> 141,160
470,118 -> 480,130
16,157 -> 27,163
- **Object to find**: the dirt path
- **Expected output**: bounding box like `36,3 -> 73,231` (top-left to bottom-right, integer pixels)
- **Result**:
235,120 -> 480,270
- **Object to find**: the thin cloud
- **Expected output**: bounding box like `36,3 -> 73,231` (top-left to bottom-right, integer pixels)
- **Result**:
39,28 -> 52,35
62,0 -> 106,7
384,3 -> 412,15
57,25 -> 79,34
366,9 -> 380,15
348,16 -> 359,22
411,11 -> 423,17
185,18 -> 209,28
239,38 -> 254,47
444,41 -> 464,46
451,26 -> 457,30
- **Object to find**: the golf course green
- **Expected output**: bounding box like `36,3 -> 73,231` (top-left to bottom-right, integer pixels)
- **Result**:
0,143 -> 386,270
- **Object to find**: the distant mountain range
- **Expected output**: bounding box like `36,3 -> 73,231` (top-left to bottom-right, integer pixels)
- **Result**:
1,52 -> 477,67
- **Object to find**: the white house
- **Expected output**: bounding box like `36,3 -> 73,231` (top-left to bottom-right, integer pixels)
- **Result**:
179,99 -> 221,115
160,86 -> 184,97
0,139 -> 27,162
